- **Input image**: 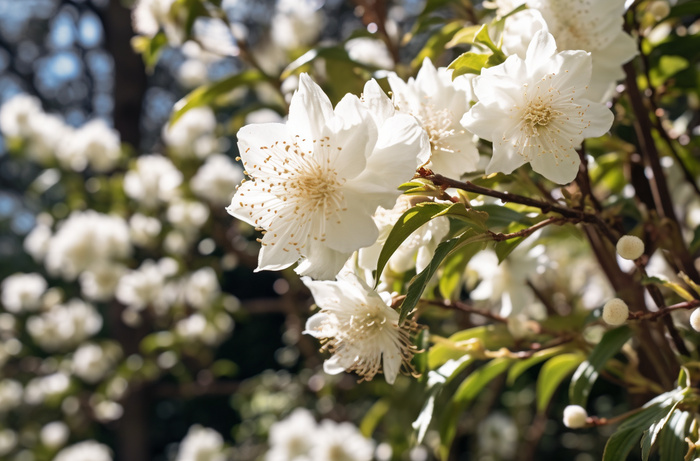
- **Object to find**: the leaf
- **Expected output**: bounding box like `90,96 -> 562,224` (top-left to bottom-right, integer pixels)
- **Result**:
659,410 -> 691,461
507,346 -> 566,386
603,389 -> 686,461
473,204 -> 531,229
281,46 -> 360,80
445,25 -> 482,48
448,52 -> 490,77
536,353 -> 585,413
131,32 -> 168,71
569,326 -> 632,407
170,70 -> 265,126
690,225 -> 700,255
360,398 -> 390,438
375,202 -> 488,286
413,388 -> 438,444
438,245 -> 477,300
411,21 -> 464,69
641,402 -> 680,461
439,358 -> 513,459
428,325 -> 512,369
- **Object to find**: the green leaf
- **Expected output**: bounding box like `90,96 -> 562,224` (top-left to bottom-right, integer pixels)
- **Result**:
360,398 -> 390,438
650,55 -> 690,87
438,245 -> 477,300
473,204 -> 531,229
659,410 -> 691,461
411,21 -> 464,69
448,52 -> 490,77
507,346 -> 566,386
131,32 -> 168,71
641,402 -> 680,461
170,70 -> 265,126
375,202 -> 488,286
428,325 -> 512,369
569,326 -> 632,407
439,358 -> 513,459
472,25 -> 505,61
603,389 -> 686,461
445,25 -> 482,48
281,46 -> 358,80
536,353 -> 585,413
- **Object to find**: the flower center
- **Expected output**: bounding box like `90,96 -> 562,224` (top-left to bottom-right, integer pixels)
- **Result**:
524,99 -> 555,128
417,105 -> 463,153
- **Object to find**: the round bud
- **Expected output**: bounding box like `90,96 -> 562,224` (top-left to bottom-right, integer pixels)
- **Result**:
690,308 -> 700,333
563,405 -> 588,429
602,298 -> 629,326
616,235 -> 645,260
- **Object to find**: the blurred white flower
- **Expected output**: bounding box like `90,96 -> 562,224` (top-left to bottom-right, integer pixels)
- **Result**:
40,421 -> 70,449
124,154 -> 183,207
1,272 -> 47,313
132,0 -> 181,43
129,213 -> 162,247
191,154 -> 244,206
185,267 -> 220,310
266,408 -> 318,461
270,0 -> 324,51
56,119 -> 121,172
24,223 -> 52,262
44,210 -> 131,280
115,259 -> 172,311
0,379 -> 22,412
167,199 -> 210,233
24,372 -> 71,405
162,107 -> 218,159
303,272 -> 416,384
176,313 -> 233,345
358,197 -> 449,275
178,59 -> 209,88
345,37 -> 394,69
27,299 -> 103,351
175,425 -> 226,461
27,113 -> 71,164
227,75 -> 429,279
72,343 -> 119,383
0,94 -> 43,138
477,412 -> 518,459
389,58 -> 479,176
0,429 -> 16,456
53,440 -> 112,461
79,262 -> 127,301
462,30 -> 613,184
311,420 -> 374,461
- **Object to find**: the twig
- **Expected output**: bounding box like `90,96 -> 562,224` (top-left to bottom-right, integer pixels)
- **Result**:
628,299 -> 700,322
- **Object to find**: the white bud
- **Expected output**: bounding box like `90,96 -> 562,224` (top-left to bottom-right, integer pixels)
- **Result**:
563,405 -> 588,429
616,235 -> 645,260
603,298 -> 629,326
648,1 -> 670,20
690,308 -> 700,332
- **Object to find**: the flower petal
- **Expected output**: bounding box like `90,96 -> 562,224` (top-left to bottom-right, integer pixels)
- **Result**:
581,99 -> 614,138
287,73 -> 334,150
529,147 -> 580,184
226,181 -> 278,229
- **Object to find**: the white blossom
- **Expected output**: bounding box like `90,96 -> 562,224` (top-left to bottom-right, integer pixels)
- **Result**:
129,213 -> 162,247
175,425 -> 226,461
227,74 -> 429,279
185,267 -> 220,309
303,272 -> 417,383
270,0 -> 324,51
24,223 -> 52,262
132,0 -> 181,43
115,259 -> 172,311
476,412 -> 518,460
0,429 -> 16,456
163,107 -> 218,159
0,94 -> 43,138
176,313 -> 233,345
266,408 -> 318,461
79,262 -> 127,301
388,58 -> 479,176
167,199 -> 210,233
1,272 -> 47,313
53,440 -> 112,461
191,154 -> 244,206
72,343 -> 118,383
0,379 -> 22,412
26,299 -> 103,351
462,30 -> 614,184
124,154 -> 183,207
310,420 -> 374,461
40,421 -> 70,449
44,210 -> 131,280
345,37 -> 394,69
56,119 -> 121,172
24,372 -> 71,405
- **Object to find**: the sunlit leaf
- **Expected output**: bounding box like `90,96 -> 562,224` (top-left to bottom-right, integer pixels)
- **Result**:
536,353 -> 585,413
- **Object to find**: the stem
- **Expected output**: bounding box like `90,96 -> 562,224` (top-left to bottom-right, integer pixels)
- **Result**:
421,298 -> 508,323
629,299 -> 700,321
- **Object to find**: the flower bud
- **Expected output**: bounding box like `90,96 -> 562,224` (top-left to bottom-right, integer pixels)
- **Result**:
563,405 -> 588,429
616,235 -> 645,260
690,308 -> 700,333
603,298 -> 629,326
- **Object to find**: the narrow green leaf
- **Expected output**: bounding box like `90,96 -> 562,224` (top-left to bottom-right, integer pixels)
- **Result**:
506,346 -> 566,386
473,204 -> 531,229
413,389 -> 439,444
411,21 -> 464,69
282,46 -> 358,80
447,52 -> 489,77
438,245 -> 478,300
536,353 -> 585,413
439,358 -> 512,459
170,70 -> 265,126
569,326 -> 632,407
131,32 -> 168,71
641,402 -> 680,461
473,25 -> 505,61
375,202 -> 487,286
659,410 -> 691,461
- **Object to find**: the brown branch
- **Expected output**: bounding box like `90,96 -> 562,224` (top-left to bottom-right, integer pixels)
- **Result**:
422,298 -> 508,323
489,217 -> 566,241
629,299 -> 700,322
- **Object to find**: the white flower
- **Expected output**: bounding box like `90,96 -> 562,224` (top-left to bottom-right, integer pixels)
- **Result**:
167,199 -> 210,233
191,154 -> 244,206
129,213 -> 162,247
175,313 -> 233,345
358,197 -> 450,275
185,267 -> 220,310
24,372 -> 71,405
44,211 -> 131,280
27,113 -> 71,164
162,107 -> 218,159
0,429 -> 16,457
178,59 -> 209,88
0,379 -> 22,412
271,0 -> 324,51
690,308 -> 700,333
79,262 -> 127,301
503,0 -> 638,101
1,272 -> 47,313
266,408 -> 318,461
0,94 -> 43,138
72,343 -> 118,383
24,223 -> 52,262
57,119 -> 121,172
26,299 -> 103,351
562,405 -> 588,429
40,421 -> 70,449
388,58 -> 479,176
477,412 -> 518,459
462,30 -> 614,184
53,440 -> 112,461
311,420 -> 374,461
131,0 -> 181,43
115,259 -> 171,311
303,272 -> 417,383
175,425 -> 226,461
124,154 -> 183,207
345,37 -> 394,69
227,74 -> 429,280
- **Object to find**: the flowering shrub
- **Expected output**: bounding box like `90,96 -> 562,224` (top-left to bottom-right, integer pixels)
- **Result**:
1,0 -> 700,460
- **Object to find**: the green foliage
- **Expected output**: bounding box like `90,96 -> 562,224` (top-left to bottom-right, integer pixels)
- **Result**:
535,353 -> 584,413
